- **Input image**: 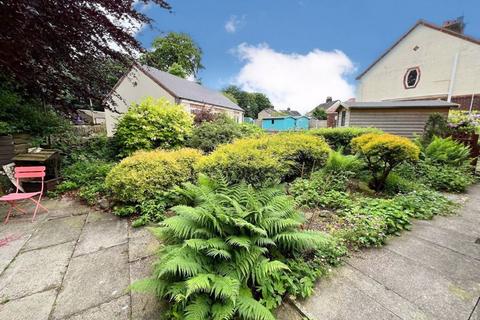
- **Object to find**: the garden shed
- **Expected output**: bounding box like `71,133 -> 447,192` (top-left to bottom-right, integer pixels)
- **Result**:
261,116 -> 310,131
332,100 -> 457,137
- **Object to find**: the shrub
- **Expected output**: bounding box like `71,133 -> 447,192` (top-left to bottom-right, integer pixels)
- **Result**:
308,127 -> 382,153
198,133 -> 331,186
188,115 -> 263,153
114,97 -> 193,156
323,149 -> 364,176
420,113 -> 450,146
394,190 -> 455,220
384,173 -> 424,195
352,133 -> 420,191
418,161 -> 474,192
105,148 -> 203,203
54,160 -> 114,205
132,176 -> 339,318
424,136 -> 471,166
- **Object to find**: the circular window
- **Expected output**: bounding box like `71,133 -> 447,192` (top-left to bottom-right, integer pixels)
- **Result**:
404,67 -> 420,89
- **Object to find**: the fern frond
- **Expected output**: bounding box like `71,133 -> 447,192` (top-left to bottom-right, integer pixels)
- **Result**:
184,295 -> 211,320
226,236 -> 251,250
211,301 -> 236,320
236,287 -> 275,320
160,215 -> 199,239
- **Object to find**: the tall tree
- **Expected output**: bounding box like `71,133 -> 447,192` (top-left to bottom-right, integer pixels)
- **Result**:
141,32 -> 203,77
223,85 -> 272,118
0,0 -> 171,107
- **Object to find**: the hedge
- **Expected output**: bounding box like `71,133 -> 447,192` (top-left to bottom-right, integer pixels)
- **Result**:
308,127 -> 382,153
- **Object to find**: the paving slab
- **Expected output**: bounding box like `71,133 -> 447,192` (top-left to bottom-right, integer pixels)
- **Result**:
0,223 -> 36,275
294,267 -> 401,320
52,244 -> 130,319
65,295 -> 130,320
43,198 -> 91,219
130,256 -> 163,320
385,235 -> 480,290
349,248 -> 479,320
73,212 -> 128,257
128,226 -> 159,262
22,214 -> 86,251
470,299 -> 480,320
0,289 -> 57,320
415,216 -> 480,240
410,222 -> 480,261
0,241 -> 74,301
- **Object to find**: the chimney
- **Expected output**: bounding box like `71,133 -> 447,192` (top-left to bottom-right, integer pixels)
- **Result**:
326,96 -> 333,103
442,16 -> 465,34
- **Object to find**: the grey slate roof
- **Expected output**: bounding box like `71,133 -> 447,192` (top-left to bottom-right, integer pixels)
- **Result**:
344,100 -> 458,109
139,65 -> 243,112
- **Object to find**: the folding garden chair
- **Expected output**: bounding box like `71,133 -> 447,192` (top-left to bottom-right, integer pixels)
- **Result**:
0,166 -> 48,224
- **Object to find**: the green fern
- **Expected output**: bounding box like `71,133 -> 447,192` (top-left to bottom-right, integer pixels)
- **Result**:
135,175 -> 335,319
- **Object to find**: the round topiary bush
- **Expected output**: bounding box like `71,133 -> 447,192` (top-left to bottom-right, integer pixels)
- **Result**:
197,133 -> 331,186
114,97 -> 193,156
352,132 -> 420,191
105,148 -> 203,203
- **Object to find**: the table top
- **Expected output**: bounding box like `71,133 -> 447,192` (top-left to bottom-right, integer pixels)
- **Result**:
12,149 -> 60,162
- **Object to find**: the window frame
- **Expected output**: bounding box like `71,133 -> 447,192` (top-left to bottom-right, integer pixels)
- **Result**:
403,67 -> 421,89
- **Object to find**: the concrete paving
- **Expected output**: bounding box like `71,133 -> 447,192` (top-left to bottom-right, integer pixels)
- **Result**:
0,198 -> 160,320
283,185 -> 480,320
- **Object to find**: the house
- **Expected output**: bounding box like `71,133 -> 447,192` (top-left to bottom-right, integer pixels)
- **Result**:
329,100 -> 457,137
261,116 -> 310,132
306,97 -> 340,117
77,109 -> 105,125
356,17 -> 480,111
104,63 -> 244,136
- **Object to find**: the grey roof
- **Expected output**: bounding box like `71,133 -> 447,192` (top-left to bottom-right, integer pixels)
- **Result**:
344,100 -> 458,109
139,65 -> 243,112
280,109 -> 301,116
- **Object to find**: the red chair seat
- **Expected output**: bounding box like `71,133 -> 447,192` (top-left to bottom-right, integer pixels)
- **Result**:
0,192 -> 41,201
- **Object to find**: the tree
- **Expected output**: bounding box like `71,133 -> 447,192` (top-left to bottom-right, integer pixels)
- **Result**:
222,86 -> 272,118
0,1 -> 171,107
167,62 -> 188,79
312,108 -> 327,120
352,133 -> 420,191
141,32 -> 203,77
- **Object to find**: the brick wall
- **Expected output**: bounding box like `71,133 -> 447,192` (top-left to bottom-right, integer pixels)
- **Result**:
327,113 -> 336,128
451,94 -> 480,111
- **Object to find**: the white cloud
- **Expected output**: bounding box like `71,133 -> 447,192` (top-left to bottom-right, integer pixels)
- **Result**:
233,43 -> 356,113
225,15 -> 245,33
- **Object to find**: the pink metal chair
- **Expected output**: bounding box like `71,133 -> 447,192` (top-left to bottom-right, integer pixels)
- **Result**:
0,166 -> 48,224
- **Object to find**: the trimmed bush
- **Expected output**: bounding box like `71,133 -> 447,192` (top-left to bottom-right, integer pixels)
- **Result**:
115,97 -> 193,156
308,127 -> 382,153
352,133 -> 420,191
105,148 -> 203,203
188,115 -> 263,153
197,133 -> 331,186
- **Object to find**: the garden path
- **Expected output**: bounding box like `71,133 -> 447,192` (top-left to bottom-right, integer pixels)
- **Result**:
0,197 -> 160,320
278,185 -> 480,320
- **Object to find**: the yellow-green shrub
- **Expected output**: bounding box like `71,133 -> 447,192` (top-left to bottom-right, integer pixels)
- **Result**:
105,148 -> 203,203
114,98 -> 194,156
308,127 -> 382,153
352,133 -> 420,191
197,133 -> 331,186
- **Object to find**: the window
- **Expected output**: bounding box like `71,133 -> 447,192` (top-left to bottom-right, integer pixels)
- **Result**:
404,67 -> 420,89
340,111 -> 346,126
271,119 -> 275,124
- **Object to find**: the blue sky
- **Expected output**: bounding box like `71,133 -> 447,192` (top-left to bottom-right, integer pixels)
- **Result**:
135,0 -> 480,112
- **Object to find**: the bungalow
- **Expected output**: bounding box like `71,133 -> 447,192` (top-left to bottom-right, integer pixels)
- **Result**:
329,100 -> 457,137
104,63 -> 244,136
261,116 -> 310,132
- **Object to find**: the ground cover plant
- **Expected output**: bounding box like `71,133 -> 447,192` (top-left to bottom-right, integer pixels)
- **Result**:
132,176 -> 343,319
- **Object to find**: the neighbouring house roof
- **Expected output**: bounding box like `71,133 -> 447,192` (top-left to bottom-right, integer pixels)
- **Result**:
280,109 -> 301,116
342,100 -> 458,109
261,115 -> 310,120
356,20 -> 480,80
137,64 -> 243,112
